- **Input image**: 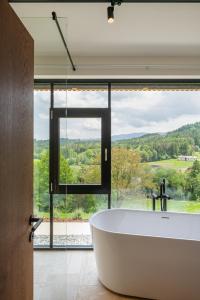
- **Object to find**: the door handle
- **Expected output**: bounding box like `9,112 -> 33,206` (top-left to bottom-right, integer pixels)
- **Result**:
29,215 -> 43,242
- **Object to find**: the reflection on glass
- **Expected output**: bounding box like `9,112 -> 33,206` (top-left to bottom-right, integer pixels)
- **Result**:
59,118 -> 101,185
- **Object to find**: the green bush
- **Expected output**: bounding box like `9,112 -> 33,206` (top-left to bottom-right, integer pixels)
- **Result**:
66,195 -> 97,213
71,208 -> 84,220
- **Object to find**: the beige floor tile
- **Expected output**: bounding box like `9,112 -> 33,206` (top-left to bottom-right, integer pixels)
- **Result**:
34,250 -> 148,300
76,285 -> 117,300
67,251 -> 84,274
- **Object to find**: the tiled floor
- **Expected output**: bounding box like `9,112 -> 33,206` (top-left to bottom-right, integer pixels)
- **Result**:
34,250 -> 142,300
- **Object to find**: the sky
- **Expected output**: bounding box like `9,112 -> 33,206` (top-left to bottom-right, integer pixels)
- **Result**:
34,90 -> 200,140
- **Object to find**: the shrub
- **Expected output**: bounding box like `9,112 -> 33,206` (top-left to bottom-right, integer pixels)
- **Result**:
71,208 -> 84,220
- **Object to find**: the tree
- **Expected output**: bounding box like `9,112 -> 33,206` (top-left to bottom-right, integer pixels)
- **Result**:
187,160 -> 200,201
153,168 -> 186,199
34,150 -> 74,212
139,165 -> 156,193
112,147 -> 153,205
34,150 -> 49,213
66,194 -> 97,214
82,154 -> 101,184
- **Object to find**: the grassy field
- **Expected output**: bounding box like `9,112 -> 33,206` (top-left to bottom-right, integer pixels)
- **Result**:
112,196 -> 200,213
147,159 -> 193,171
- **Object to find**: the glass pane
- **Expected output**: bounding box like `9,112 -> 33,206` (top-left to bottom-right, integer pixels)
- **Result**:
111,86 -> 200,213
59,118 -> 101,185
53,194 -> 108,247
54,84 -> 108,108
34,85 -> 50,246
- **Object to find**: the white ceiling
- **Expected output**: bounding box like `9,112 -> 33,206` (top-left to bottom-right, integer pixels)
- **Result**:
11,3 -> 200,57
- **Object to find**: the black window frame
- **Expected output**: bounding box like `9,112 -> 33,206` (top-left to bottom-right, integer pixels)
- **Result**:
50,107 -> 111,194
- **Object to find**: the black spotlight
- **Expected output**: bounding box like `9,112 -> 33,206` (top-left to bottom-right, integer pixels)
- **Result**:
107,1 -> 122,24
107,6 -> 114,24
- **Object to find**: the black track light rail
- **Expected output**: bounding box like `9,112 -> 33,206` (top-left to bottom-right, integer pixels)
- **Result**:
9,0 -> 200,3
52,11 -> 76,71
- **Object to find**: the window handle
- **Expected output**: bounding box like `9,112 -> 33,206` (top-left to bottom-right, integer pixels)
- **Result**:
105,148 -> 108,162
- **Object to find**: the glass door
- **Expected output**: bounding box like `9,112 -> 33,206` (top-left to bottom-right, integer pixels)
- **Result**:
50,83 -> 111,247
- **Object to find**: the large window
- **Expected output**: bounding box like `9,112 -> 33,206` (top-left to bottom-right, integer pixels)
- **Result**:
34,80 -> 200,248
111,83 -> 200,213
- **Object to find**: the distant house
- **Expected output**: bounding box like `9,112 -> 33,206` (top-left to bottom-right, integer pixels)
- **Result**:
178,155 -> 197,161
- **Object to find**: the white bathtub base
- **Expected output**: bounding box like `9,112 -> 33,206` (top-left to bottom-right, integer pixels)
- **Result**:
90,209 -> 200,300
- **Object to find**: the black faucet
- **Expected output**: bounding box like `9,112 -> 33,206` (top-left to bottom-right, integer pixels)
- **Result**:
150,179 -> 171,211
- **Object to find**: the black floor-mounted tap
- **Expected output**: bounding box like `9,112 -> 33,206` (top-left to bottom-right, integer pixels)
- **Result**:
150,179 -> 171,211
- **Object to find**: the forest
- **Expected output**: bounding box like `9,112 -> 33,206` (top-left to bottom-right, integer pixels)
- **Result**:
34,122 -> 200,219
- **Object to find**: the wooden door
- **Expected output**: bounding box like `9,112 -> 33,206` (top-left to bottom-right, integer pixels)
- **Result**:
0,1 -> 34,299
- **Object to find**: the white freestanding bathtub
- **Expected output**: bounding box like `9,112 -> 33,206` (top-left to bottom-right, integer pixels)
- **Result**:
90,209 -> 200,300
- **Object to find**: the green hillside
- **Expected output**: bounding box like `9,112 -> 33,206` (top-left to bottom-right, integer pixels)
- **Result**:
114,122 -> 200,162
35,122 -> 200,164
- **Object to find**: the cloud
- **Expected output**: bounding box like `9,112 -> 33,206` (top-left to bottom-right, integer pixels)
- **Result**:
34,91 -> 50,140
34,90 -> 200,140
60,118 -> 101,139
54,90 -> 107,108
39,113 -> 49,120
111,91 -> 200,134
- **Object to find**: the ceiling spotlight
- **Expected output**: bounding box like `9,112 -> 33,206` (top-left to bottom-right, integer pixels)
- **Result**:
107,6 -> 114,24
107,1 -> 122,24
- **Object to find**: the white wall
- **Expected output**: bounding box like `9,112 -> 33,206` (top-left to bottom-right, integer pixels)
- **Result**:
35,55 -> 200,79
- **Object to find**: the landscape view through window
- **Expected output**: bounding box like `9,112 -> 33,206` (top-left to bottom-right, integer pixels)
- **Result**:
34,85 -> 200,247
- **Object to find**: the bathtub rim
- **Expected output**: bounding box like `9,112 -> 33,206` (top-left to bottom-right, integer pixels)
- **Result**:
89,208 -> 200,243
